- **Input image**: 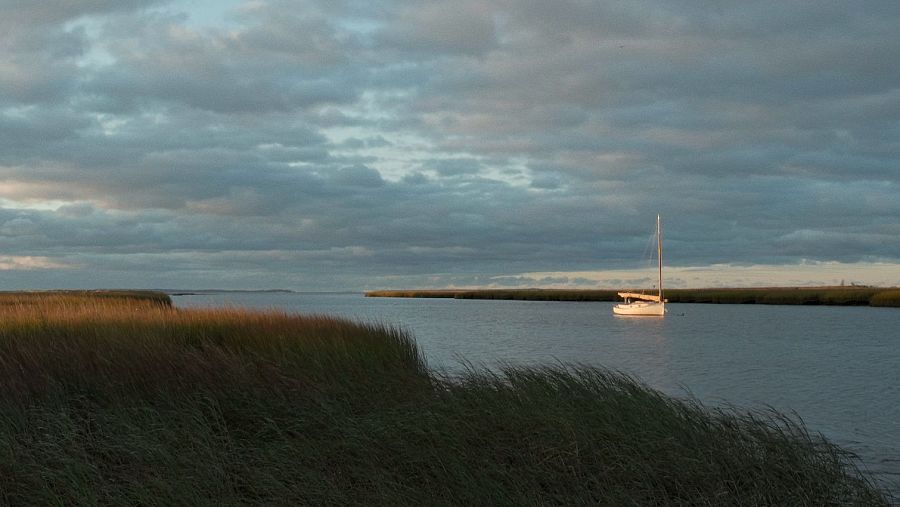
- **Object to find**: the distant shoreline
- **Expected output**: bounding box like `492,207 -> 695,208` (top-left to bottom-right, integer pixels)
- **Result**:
366,287 -> 900,307
164,289 -> 296,296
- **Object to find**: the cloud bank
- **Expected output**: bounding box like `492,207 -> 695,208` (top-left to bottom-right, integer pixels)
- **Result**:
1,0 -> 898,289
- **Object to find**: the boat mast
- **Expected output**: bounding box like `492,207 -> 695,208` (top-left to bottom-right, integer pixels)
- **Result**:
657,214 -> 663,302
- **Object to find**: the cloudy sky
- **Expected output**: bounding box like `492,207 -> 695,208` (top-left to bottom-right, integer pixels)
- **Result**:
2,0 -> 898,290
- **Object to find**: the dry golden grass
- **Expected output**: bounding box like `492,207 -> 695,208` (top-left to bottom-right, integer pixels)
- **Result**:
0,292 -> 891,505
366,287 -> 900,306
870,289 -> 900,307
0,293 -> 428,406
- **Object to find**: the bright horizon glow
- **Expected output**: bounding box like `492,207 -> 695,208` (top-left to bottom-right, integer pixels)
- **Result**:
480,261 -> 900,290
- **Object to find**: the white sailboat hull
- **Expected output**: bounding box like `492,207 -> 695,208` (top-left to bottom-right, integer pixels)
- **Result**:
612,214 -> 667,317
613,301 -> 665,316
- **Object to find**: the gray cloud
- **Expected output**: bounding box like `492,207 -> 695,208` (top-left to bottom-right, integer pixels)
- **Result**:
1,0 -> 898,289
376,1 -> 499,57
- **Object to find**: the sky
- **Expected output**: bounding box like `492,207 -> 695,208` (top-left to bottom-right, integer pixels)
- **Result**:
1,0 -> 898,290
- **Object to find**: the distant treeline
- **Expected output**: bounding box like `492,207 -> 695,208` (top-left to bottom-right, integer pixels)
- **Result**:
366,287 -> 900,307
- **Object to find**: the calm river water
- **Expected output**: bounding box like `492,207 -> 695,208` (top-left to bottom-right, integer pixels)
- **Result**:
173,292 -> 899,495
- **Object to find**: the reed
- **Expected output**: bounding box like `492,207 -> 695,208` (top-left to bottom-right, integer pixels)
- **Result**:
367,287 -> 900,307
870,289 -> 900,307
0,293 -> 891,505
0,289 -> 173,307
664,287 -> 883,305
367,289 -> 621,301
366,289 -> 465,298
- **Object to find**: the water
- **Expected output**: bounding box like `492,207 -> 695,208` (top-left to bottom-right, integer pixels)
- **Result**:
174,292 -> 899,495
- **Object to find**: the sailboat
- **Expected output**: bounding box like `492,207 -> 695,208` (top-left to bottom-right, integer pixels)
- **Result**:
613,214 -> 666,316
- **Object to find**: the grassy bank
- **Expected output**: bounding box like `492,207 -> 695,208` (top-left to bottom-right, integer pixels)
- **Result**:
366,286 -> 900,307
0,293 -> 891,505
0,289 -> 173,307
366,288 -> 621,301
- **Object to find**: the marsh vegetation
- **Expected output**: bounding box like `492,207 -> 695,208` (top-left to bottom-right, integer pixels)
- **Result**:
0,292 -> 891,505
367,286 -> 900,307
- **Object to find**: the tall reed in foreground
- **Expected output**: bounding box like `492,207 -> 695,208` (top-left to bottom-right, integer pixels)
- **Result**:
0,294 -> 891,505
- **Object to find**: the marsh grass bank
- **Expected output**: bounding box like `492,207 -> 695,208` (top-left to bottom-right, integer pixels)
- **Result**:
366,286 -> 900,307
0,289 -> 173,307
0,293 -> 891,505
